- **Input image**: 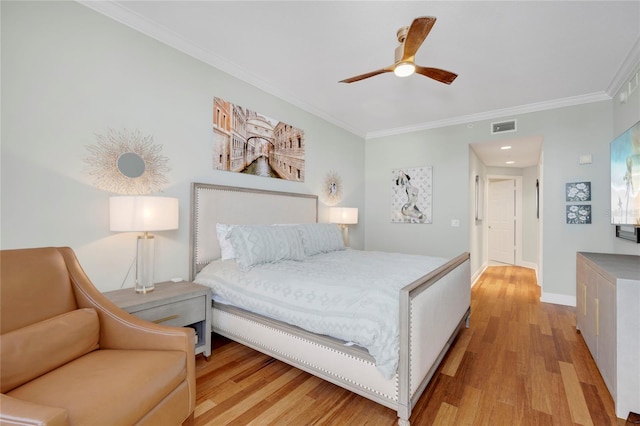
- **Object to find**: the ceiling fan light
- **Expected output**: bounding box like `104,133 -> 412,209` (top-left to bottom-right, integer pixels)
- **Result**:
394,62 -> 415,77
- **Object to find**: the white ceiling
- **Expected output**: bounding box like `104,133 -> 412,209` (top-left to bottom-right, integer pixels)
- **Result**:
80,1 -> 640,168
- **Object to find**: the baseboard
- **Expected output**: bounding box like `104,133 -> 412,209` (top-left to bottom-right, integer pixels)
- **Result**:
540,292 -> 576,307
517,261 -> 540,286
518,260 -> 537,271
471,263 -> 488,288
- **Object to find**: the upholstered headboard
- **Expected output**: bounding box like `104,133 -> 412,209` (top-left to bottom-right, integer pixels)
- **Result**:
190,183 -> 318,279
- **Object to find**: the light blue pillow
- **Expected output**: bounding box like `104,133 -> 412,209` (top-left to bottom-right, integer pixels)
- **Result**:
229,225 -> 306,271
296,223 -> 345,256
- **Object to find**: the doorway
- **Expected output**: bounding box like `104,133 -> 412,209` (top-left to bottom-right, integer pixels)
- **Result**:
487,176 -> 522,265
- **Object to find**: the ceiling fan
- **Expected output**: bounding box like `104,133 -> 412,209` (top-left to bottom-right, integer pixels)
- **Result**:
339,16 -> 458,85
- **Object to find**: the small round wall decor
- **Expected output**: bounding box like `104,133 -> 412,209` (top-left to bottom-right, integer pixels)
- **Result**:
323,171 -> 343,206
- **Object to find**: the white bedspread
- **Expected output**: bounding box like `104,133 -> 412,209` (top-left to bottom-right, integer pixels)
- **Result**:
195,249 -> 447,378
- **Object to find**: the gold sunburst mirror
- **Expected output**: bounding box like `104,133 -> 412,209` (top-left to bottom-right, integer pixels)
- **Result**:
84,128 -> 170,195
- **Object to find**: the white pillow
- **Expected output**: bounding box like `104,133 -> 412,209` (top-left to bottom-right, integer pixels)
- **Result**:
229,225 -> 306,271
216,224 -> 236,260
296,223 -> 345,256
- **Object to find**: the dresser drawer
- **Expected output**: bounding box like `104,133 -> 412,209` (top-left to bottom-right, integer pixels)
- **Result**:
133,296 -> 206,327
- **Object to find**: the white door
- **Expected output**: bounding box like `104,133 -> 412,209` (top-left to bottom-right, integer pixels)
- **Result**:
488,179 -> 515,264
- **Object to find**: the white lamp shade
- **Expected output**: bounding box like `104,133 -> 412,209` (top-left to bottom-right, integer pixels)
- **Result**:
329,207 -> 358,225
110,196 -> 179,232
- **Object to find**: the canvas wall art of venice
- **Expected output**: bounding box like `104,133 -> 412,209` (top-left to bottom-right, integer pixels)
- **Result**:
212,97 -> 305,182
391,166 -> 433,223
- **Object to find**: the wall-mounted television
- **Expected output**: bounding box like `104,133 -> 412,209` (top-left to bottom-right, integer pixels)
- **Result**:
610,120 -> 640,239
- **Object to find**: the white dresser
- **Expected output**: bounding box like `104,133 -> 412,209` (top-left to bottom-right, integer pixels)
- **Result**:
576,252 -> 640,419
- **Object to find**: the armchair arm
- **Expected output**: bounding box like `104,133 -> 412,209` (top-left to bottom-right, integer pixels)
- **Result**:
58,248 -> 194,353
0,394 -> 69,426
58,248 -> 196,415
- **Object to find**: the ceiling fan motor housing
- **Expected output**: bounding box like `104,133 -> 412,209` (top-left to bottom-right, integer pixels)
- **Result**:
396,26 -> 409,43
394,44 -> 405,63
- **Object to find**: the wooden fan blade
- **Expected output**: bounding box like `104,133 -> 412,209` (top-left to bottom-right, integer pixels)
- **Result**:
402,16 -> 436,62
339,66 -> 394,83
414,66 -> 458,85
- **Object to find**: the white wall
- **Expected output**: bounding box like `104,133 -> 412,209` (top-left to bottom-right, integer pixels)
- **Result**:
469,147 -> 486,281
613,64 -> 640,136
1,1 -> 365,292
521,166 -> 540,266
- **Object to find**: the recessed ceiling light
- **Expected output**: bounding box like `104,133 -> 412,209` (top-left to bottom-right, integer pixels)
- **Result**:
501,146 -> 512,150
506,161 -> 515,164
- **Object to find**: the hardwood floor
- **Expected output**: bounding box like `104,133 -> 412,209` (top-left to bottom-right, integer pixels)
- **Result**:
194,265 -> 628,425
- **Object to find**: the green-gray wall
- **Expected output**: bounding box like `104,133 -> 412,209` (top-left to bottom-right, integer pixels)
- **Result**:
1,1 -> 365,291
365,89 -> 640,304
2,1 -> 638,302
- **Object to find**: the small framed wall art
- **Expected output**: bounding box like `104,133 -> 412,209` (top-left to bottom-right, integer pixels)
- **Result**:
566,204 -> 592,224
565,181 -> 591,224
565,182 -> 591,202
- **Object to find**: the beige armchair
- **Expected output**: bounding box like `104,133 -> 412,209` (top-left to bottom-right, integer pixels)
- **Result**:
0,247 -> 195,425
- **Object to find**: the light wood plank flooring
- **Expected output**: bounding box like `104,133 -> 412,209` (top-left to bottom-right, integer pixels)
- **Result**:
195,266 -> 629,425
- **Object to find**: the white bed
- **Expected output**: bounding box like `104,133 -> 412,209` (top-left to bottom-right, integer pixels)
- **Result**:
189,183 -> 471,425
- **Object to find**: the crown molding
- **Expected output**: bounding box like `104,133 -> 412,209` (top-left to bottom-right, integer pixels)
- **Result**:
365,92 -> 611,140
606,37 -> 640,97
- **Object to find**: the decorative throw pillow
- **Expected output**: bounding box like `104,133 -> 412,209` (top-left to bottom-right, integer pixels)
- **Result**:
229,225 -> 306,271
216,223 -> 236,260
297,223 -> 345,256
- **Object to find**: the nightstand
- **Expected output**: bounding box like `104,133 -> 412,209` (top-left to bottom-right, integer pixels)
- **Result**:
103,281 -> 212,359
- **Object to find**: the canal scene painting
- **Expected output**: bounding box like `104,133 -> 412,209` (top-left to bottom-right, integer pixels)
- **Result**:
212,97 -> 305,182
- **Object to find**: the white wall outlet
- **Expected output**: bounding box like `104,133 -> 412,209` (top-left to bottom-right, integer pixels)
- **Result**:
451,219 -> 460,227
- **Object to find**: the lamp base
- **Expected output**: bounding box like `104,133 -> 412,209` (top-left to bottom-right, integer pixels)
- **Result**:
340,224 -> 350,247
135,233 -> 155,294
136,285 -> 154,294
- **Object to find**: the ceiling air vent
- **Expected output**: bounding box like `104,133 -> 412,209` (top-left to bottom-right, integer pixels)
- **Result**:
491,119 -> 517,134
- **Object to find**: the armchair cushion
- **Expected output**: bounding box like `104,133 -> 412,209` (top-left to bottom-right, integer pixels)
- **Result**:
7,349 -> 188,425
0,394 -> 69,426
1,308 -> 100,393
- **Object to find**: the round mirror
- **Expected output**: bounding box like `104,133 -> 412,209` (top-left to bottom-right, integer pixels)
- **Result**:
85,129 -> 169,194
117,152 -> 146,178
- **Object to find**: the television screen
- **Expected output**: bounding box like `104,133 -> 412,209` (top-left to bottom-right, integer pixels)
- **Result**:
610,120 -> 640,225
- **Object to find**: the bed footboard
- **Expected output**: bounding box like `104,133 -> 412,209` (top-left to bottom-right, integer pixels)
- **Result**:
397,252 -> 471,424
209,252 -> 470,425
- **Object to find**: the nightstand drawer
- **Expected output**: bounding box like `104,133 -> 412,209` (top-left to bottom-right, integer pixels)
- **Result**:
133,296 -> 205,327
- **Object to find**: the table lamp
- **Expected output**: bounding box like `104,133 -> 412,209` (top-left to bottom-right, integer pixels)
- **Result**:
109,196 -> 179,293
329,207 -> 358,246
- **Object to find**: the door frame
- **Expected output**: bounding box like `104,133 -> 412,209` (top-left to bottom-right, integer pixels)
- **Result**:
486,175 -> 523,266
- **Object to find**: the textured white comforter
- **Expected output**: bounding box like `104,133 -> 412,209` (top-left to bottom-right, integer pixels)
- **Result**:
195,249 -> 447,378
